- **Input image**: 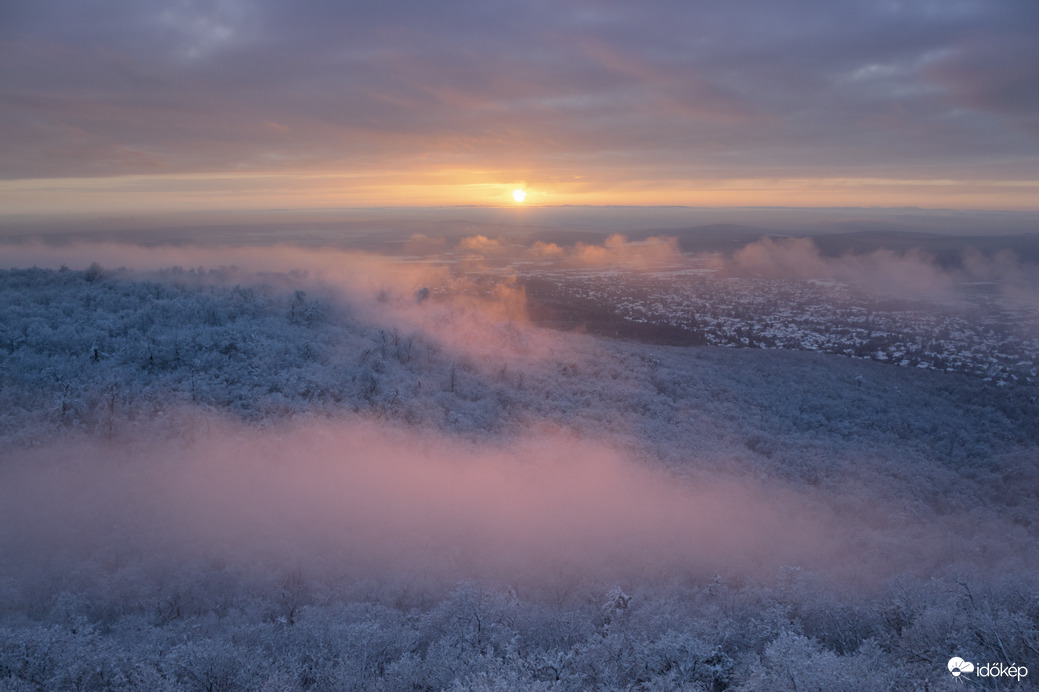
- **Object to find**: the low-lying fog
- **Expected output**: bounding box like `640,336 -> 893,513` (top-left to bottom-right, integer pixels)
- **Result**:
2,234 -> 1036,588
0,225 -> 1036,689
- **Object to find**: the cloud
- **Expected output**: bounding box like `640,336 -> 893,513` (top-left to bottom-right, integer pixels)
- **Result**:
567,234 -> 682,268
923,7 -> 1039,131
458,234 -> 501,251
0,414 -> 1000,592
726,236 -> 830,279
529,240 -> 564,258
716,234 -> 1039,307
721,236 -> 957,299
1,0 -> 1036,193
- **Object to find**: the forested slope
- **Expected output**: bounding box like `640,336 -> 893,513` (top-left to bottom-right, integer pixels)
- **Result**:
0,265 -> 1036,691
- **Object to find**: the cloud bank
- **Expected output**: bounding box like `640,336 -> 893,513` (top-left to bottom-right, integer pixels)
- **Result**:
1,415 -> 1017,598
717,235 -> 1039,305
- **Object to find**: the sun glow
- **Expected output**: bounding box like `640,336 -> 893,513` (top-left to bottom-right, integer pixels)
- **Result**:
512,188 -> 526,203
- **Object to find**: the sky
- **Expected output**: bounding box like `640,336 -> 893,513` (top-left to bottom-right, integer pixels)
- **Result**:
1,0 -> 1038,214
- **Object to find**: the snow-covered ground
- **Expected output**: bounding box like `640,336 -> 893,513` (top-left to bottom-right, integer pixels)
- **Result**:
0,260 -> 1036,691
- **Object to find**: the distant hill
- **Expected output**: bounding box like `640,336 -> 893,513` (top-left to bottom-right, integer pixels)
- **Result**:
810,230 -> 1039,267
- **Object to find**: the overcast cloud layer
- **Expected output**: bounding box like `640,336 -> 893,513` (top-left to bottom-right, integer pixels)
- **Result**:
1,0 -> 1037,204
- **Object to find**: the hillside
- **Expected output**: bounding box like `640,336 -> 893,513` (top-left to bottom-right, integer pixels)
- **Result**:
0,264 -> 1036,690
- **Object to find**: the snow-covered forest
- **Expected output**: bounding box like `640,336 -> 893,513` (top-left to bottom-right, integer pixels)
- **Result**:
1,244 -> 1037,690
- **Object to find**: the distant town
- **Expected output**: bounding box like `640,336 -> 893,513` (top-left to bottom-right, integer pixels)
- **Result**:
477,261 -> 1039,387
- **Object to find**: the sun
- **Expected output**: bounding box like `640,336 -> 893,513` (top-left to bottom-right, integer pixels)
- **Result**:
511,188 -> 526,203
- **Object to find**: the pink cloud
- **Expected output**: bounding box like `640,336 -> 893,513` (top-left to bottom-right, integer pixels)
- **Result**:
459,234 -> 502,251
0,415 -> 977,589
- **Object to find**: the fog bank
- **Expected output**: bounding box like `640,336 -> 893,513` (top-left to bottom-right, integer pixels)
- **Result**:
1,416 -> 1027,602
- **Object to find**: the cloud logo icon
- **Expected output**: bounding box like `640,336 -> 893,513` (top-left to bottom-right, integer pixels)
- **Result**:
948,657 -> 975,677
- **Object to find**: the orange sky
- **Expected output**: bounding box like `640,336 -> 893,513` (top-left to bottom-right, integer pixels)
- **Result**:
2,171 -> 1038,215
